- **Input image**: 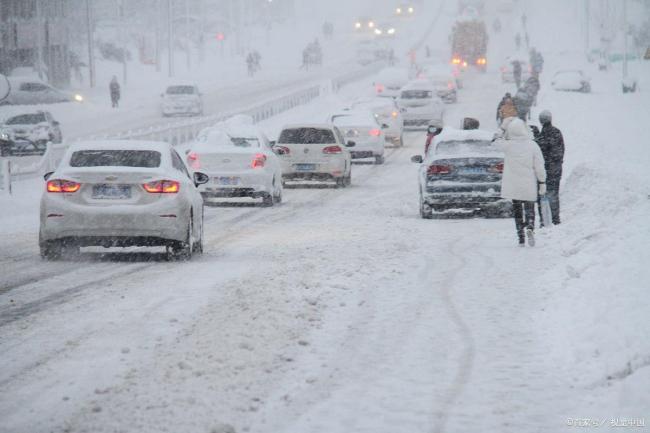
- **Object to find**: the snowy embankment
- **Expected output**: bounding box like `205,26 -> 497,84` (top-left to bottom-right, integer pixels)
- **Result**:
530,59 -> 650,420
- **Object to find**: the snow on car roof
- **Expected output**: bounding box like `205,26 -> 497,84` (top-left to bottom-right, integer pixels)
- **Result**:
401,79 -> 435,90
281,123 -> 335,130
330,111 -> 377,126
434,127 -> 496,144
67,140 -> 172,152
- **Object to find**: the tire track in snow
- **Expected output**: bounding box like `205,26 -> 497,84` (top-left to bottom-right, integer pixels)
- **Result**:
431,240 -> 477,433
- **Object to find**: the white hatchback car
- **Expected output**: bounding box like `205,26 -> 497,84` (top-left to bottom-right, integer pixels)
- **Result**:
397,80 -> 445,130
274,124 -> 354,187
350,97 -> 404,146
373,67 -> 410,98
39,140 -> 208,261
161,83 -> 203,117
327,111 -> 386,164
186,120 -> 283,206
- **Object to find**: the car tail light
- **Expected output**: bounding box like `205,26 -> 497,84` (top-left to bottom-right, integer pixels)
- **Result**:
323,145 -> 342,154
251,153 -> 267,168
187,152 -> 201,170
427,164 -> 452,175
143,180 -> 180,193
448,81 -> 454,89
376,84 -> 385,93
47,179 -> 81,193
488,162 -> 504,173
368,129 -> 381,137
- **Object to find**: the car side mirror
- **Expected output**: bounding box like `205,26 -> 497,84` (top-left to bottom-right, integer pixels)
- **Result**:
346,140 -> 356,147
193,172 -> 209,186
411,155 -> 423,164
400,108 -> 406,113
52,120 -> 60,126
381,123 -> 389,129
269,140 -> 276,146
44,171 -> 54,181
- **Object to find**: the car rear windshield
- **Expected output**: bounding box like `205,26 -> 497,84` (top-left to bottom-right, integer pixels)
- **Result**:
69,150 -> 161,168
401,90 -> 432,99
6,113 -> 46,125
279,128 -> 336,144
435,140 -> 496,155
166,85 -> 195,95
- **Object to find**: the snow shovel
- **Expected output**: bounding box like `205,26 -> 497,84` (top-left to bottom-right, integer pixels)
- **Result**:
540,195 -> 552,228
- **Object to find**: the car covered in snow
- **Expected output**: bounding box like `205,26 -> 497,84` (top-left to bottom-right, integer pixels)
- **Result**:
185,118 -> 284,206
373,67 -> 410,98
411,128 -> 511,218
1,78 -> 82,105
397,80 -> 445,130
349,97 -> 404,146
39,140 -> 209,260
551,70 -> 591,93
274,124 -> 354,187
327,110 -> 386,164
2,110 -> 63,146
161,83 -> 204,116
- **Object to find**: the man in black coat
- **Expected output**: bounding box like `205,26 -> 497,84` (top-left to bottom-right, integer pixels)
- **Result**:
536,110 -> 564,225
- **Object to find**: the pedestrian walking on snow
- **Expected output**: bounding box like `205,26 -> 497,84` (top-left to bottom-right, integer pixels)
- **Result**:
512,60 -> 523,89
535,110 -> 565,225
496,93 -> 517,125
109,76 -> 120,108
494,118 -> 547,246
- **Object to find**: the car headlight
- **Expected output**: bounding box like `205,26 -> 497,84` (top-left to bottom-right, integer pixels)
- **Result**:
73,93 -> 84,102
388,28 -> 396,35
0,132 -> 9,141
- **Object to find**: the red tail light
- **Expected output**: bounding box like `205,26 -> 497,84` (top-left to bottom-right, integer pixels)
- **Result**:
323,145 -> 342,154
47,179 -> 81,193
368,129 -> 381,137
251,153 -> 267,168
489,162 -> 504,173
143,180 -> 180,193
448,81 -> 454,89
427,164 -> 452,175
187,152 -> 201,170
376,84 -> 385,93
274,145 -> 290,155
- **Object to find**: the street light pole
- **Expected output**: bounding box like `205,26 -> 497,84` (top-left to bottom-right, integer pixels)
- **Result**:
168,0 -> 174,77
85,0 -> 96,87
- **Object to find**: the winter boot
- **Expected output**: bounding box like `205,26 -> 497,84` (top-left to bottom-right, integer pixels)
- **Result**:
526,227 -> 535,247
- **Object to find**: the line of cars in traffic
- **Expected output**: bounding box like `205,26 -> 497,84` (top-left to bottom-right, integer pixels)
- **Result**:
37,92 -> 414,261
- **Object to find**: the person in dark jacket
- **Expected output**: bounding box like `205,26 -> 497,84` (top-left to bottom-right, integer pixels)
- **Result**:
512,60 -> 522,89
496,92 -> 513,124
513,88 -> 533,120
535,110 -> 564,225
109,76 -> 120,108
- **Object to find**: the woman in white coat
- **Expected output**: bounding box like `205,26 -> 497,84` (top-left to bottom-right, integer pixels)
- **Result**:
494,117 -> 547,246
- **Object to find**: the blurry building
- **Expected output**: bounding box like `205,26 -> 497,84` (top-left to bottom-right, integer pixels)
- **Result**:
0,0 -> 71,87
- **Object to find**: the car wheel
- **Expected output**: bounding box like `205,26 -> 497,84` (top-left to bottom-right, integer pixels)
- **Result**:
40,240 -> 63,260
420,195 -> 433,219
399,134 -> 404,147
375,155 -> 385,165
335,176 -> 346,188
192,209 -> 204,254
262,193 -> 274,207
344,172 -> 352,186
273,181 -> 283,204
169,217 -> 193,261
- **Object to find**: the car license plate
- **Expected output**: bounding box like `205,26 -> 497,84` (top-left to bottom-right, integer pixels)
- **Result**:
458,167 -> 486,174
215,176 -> 240,186
92,184 -> 131,199
295,164 -> 316,171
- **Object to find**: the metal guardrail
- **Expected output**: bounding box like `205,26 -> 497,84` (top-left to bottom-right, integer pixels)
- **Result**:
9,62 -> 385,182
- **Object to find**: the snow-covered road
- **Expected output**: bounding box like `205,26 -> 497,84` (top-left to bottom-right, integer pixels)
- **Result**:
1,61 -> 648,433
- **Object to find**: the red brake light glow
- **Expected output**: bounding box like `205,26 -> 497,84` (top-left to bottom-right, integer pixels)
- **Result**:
376,84 -> 385,93
274,145 -> 290,155
187,152 -> 201,170
427,164 -> 452,175
143,180 -> 180,193
369,129 -> 381,137
489,162 -> 504,173
251,153 -> 267,168
47,179 -> 81,193
323,145 -> 342,154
